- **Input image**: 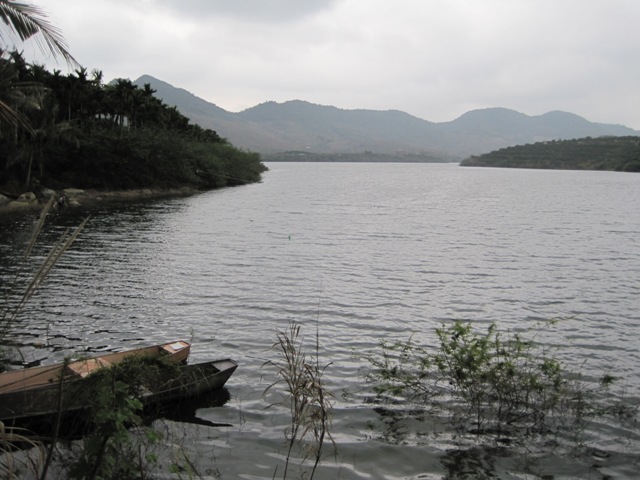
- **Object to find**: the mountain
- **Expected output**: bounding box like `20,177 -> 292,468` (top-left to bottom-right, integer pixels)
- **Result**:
134,75 -> 639,160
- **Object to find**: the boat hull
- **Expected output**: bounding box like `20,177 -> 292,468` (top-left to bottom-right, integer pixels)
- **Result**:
0,359 -> 238,425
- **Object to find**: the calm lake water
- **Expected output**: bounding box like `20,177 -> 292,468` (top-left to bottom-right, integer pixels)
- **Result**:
1,162 -> 639,478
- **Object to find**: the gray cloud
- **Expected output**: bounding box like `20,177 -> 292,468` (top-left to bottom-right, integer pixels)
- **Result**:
153,0 -> 339,22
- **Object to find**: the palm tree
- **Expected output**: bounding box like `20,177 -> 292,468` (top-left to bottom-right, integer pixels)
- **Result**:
0,0 -> 75,63
0,49 -> 28,129
0,0 -> 76,129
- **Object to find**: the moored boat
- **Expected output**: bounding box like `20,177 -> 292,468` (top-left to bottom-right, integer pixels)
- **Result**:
0,340 -> 190,395
0,356 -> 237,425
144,359 -> 238,406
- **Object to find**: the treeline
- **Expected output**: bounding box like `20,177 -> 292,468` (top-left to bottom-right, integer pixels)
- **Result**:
262,151 -> 457,163
460,136 -> 640,172
0,51 -> 266,192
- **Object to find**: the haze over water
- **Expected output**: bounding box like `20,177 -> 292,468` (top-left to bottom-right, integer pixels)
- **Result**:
1,162 -> 639,478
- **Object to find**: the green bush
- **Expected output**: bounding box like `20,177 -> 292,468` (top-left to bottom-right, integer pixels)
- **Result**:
364,320 -> 634,439
66,356 -> 180,479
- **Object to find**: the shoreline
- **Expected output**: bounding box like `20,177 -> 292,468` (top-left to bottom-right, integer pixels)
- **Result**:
0,187 -> 202,214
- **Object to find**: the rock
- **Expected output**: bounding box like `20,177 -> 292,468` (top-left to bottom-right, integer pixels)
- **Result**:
63,188 -> 85,197
6,200 -> 36,209
16,192 -> 37,204
38,188 -> 57,201
0,194 -> 10,206
4,192 -> 38,210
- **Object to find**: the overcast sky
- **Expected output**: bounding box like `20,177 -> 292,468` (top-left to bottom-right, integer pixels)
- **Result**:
22,0 -> 640,129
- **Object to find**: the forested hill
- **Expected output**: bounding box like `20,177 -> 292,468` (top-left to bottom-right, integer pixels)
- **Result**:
0,55 -> 265,195
460,136 -> 640,172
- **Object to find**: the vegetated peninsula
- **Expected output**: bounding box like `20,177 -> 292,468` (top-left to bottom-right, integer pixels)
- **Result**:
460,136 -> 640,172
0,53 -> 266,206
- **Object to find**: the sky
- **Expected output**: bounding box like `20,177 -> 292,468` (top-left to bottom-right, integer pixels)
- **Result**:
17,0 -> 640,129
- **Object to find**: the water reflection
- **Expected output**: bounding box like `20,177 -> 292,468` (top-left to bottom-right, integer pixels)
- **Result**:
367,399 -> 640,480
150,387 -> 233,428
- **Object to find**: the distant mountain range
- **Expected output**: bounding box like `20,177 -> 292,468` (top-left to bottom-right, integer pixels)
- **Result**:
134,75 -> 639,160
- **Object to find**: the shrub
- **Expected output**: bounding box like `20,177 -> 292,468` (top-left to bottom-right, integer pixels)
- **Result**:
363,320 -> 634,440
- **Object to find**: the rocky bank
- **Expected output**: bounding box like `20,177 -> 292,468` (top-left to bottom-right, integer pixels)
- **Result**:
0,187 -> 200,213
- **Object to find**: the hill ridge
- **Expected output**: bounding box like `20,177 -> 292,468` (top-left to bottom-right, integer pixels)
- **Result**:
134,75 -> 639,158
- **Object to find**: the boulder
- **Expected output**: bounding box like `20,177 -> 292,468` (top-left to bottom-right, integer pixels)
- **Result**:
0,191 -> 41,210
16,192 -> 37,204
39,188 -> 57,201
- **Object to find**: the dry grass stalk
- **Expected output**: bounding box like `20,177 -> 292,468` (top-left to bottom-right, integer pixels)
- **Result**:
0,199 -> 89,342
265,322 -> 334,480
1,203 -> 89,478
0,421 -> 46,479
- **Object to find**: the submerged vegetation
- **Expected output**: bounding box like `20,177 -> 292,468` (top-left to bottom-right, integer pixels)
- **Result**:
363,320 -> 637,444
461,135 -> 640,172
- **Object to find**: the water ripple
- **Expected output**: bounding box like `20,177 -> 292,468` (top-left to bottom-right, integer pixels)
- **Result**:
1,164 -> 640,478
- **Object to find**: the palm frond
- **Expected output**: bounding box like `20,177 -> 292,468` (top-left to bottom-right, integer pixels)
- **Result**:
0,0 -> 77,65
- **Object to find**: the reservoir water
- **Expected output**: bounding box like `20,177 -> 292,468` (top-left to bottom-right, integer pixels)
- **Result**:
1,162 -> 639,478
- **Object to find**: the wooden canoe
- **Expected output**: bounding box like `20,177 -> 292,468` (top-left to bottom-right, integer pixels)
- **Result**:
0,357 -> 237,424
0,340 -> 190,395
144,359 -> 238,406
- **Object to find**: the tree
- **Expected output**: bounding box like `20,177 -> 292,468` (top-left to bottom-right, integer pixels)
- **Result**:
0,0 -> 75,63
0,0 -> 76,130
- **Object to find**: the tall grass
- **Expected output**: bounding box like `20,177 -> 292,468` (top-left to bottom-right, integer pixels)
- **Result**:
265,322 -> 334,480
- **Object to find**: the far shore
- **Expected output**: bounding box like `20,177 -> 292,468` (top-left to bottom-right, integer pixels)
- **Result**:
0,187 -> 202,215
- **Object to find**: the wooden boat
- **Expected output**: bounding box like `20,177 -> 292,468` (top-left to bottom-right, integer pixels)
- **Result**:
144,359 -> 238,406
0,341 -> 190,396
0,357 -> 237,424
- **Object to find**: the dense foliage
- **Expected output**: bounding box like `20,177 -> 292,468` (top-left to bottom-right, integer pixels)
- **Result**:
0,51 -> 265,192
461,136 -> 640,172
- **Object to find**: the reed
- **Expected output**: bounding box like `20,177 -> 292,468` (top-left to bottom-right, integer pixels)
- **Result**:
1,201 -> 89,478
0,422 -> 46,479
1,198 -> 89,344
265,322 -> 334,480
